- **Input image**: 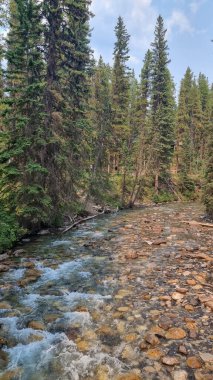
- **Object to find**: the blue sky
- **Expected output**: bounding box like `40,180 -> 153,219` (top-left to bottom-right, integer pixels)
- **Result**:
90,0 -> 213,91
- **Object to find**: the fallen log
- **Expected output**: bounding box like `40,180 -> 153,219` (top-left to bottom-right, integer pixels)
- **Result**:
61,210 -> 105,234
182,221 -> 213,228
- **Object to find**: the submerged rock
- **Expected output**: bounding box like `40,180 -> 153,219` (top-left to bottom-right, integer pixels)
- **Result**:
28,321 -> 45,331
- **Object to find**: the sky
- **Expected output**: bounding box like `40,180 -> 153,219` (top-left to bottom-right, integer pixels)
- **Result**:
90,0 -> 213,92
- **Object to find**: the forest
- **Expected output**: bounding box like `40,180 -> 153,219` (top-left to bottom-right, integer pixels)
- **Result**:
0,0 -> 213,253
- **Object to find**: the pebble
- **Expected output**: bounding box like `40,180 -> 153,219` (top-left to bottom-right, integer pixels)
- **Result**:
178,345 -> 188,355
165,328 -> 187,340
145,333 -> 160,346
172,370 -> 188,380
162,356 -> 180,366
146,348 -> 164,360
186,356 -> 202,369
199,352 -> 213,363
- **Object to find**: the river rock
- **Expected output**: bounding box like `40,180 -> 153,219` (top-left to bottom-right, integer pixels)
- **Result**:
162,356 -> 180,366
25,268 -> 42,278
165,328 -> 186,340
121,345 -> 137,361
37,229 -> 50,235
0,265 -> 9,272
150,326 -> 165,337
178,345 -> 188,355
172,370 -> 188,380
124,334 -> 138,342
0,253 -> 9,262
158,316 -> 173,330
194,370 -> 213,380
186,356 -> 202,369
125,251 -> 138,260
0,350 -> 9,368
76,340 -> 90,352
0,302 -> 12,310
0,338 -> 7,346
28,321 -> 45,330
152,239 -> 167,245
116,373 -> 142,380
0,368 -> 22,380
146,348 -> 164,360
28,334 -> 44,343
172,292 -> 184,301
145,333 -> 160,346
13,249 -> 25,256
18,277 -> 39,287
44,314 -> 61,323
117,306 -> 130,312
199,352 -> 213,363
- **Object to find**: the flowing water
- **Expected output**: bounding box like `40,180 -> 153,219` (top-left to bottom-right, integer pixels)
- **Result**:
0,203 -> 211,380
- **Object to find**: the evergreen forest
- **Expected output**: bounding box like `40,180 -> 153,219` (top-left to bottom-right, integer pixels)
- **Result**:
0,0 -> 213,253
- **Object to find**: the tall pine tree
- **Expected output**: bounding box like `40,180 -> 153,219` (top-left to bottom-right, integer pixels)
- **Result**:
204,85 -> 213,219
112,16 -> 130,173
151,15 -> 175,192
0,0 -> 48,230
88,56 -> 112,202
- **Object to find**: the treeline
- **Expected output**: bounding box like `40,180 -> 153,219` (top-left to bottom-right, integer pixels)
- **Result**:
0,0 -> 212,252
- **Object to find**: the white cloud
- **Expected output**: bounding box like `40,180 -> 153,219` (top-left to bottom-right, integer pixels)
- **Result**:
166,10 -> 194,37
91,0 -> 157,51
129,55 -> 141,64
189,0 -> 206,14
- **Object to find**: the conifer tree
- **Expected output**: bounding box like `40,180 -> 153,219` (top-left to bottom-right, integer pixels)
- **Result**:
112,16 -> 130,171
204,86 -> 213,218
88,56 -> 112,200
175,79 -> 191,174
42,0 -> 92,212
140,49 -> 152,120
198,73 -> 211,161
150,15 -> 175,192
0,0 -> 48,230
128,51 -> 153,206
190,80 -> 203,171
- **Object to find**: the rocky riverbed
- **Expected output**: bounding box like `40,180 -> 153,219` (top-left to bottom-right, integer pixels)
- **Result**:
0,203 -> 212,380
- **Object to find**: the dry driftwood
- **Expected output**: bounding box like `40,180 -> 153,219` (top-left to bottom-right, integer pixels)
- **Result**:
61,210 -> 105,234
182,220 -> 213,228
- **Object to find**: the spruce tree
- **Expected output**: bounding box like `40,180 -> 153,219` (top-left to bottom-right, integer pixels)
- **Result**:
42,0 -> 92,213
88,56 -> 112,201
190,80 -> 203,171
128,51 -> 153,206
112,16 -> 130,171
198,73 -> 211,161
151,15 -> 175,192
140,49 -> 152,120
175,79 -> 191,174
204,85 -> 213,219
0,0 -> 48,230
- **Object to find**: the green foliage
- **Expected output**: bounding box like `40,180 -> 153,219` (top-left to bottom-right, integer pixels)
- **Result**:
203,87 -> 213,219
0,202 -> 23,253
178,174 -> 196,200
152,191 -> 176,204
150,16 -> 175,186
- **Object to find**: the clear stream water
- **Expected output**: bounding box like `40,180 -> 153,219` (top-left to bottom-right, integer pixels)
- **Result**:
0,210 -> 131,380
0,203 -> 208,380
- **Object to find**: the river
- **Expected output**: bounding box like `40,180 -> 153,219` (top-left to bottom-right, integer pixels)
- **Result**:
0,203 -> 212,380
